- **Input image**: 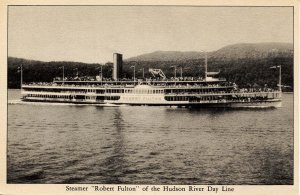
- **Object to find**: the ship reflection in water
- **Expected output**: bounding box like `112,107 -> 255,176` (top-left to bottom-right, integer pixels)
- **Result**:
7,90 -> 293,184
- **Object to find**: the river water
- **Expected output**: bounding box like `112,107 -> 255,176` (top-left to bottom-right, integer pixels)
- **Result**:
7,90 -> 294,184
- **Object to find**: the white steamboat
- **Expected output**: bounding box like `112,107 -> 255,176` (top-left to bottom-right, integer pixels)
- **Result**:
20,53 -> 282,108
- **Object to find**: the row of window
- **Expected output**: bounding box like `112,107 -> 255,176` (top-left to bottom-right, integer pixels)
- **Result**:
106,96 -> 120,100
165,89 -> 230,94
125,89 -> 164,94
190,96 -> 224,102
24,88 -> 87,93
24,88 -> 232,94
105,89 -> 165,94
85,96 -> 96,100
165,96 -> 189,101
25,94 -> 120,101
87,89 -> 96,93
106,89 -> 124,93
25,94 -> 71,99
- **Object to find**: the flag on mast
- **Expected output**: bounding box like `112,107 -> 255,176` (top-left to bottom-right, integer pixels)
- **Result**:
270,66 -> 280,69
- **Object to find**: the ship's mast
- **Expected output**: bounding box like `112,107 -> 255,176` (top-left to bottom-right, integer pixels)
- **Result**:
142,68 -> 144,79
270,65 -> 282,92
101,65 -> 103,85
20,64 -> 23,89
279,65 -> 282,92
130,65 -> 136,83
180,67 -> 183,78
204,52 -> 207,81
62,66 -> 64,85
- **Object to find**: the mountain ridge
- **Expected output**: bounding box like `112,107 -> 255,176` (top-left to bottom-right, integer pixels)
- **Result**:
126,42 -> 293,61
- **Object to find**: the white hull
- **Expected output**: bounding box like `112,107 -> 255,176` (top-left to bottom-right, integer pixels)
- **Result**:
21,97 -> 281,108
21,84 -> 282,108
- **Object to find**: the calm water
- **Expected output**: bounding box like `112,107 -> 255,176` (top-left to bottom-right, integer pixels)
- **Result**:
7,90 -> 294,184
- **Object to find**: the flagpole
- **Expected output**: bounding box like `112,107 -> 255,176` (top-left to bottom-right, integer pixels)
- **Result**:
130,65 -> 135,84
62,66 -> 65,85
21,64 -> 23,89
279,65 -> 281,92
270,65 -> 282,93
180,67 -> 182,78
134,66 -> 136,83
101,65 -> 103,86
205,51 -> 207,81
171,66 -> 176,78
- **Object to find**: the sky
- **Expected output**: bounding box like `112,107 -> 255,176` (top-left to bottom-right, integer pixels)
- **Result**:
8,6 -> 293,63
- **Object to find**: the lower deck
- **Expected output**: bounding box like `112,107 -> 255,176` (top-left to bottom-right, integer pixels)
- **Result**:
21,94 -> 281,108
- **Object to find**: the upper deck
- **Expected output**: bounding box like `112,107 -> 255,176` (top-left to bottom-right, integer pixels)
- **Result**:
52,78 -> 227,85
22,80 -> 234,91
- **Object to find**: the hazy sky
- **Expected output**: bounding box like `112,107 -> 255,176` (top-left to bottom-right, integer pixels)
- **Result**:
8,6 -> 293,63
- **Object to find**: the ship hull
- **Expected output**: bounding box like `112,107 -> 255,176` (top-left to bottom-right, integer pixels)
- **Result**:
186,100 -> 281,108
21,98 -> 281,108
112,100 -> 282,108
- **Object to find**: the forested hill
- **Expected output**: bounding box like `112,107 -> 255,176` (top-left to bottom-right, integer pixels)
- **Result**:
8,42 -> 293,91
126,42 -> 293,61
211,42 -> 293,60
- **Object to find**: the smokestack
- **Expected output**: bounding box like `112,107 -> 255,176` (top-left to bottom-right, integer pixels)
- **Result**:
113,53 -> 123,81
